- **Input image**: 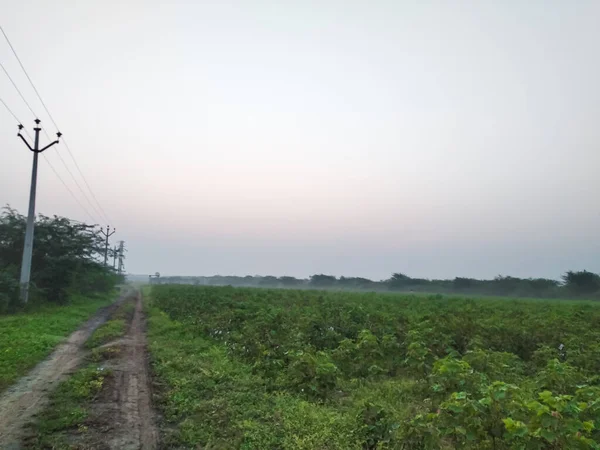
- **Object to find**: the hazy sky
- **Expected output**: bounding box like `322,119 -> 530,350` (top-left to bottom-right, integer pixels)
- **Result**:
1,1 -> 599,280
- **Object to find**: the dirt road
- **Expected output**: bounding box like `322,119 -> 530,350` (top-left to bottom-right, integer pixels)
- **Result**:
92,290 -> 159,449
0,288 -> 159,449
0,292 -> 127,448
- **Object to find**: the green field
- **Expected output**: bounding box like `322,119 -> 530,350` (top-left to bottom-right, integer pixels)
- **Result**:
147,285 -> 600,449
0,293 -> 114,392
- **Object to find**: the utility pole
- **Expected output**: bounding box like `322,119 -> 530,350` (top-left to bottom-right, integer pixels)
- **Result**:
99,225 -> 116,266
112,245 -> 118,269
17,120 -> 61,303
117,240 -> 125,275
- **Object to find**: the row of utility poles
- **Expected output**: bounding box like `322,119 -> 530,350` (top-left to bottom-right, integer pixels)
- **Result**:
17,120 -> 124,303
99,226 -> 125,274
110,240 -> 126,274
99,225 -> 116,266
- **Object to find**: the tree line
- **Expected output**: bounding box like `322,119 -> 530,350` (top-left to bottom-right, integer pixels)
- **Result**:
0,207 -> 123,312
152,270 -> 600,299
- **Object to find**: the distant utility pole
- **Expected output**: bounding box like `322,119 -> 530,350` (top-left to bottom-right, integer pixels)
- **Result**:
17,119 -> 61,303
112,245 -> 118,269
117,240 -> 125,275
149,272 -> 160,285
99,225 -> 116,267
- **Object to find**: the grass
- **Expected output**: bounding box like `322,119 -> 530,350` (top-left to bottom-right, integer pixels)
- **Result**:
85,299 -> 134,349
25,365 -> 110,449
0,292 -> 115,392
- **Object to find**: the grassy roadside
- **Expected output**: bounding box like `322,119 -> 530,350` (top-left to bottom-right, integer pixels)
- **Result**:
0,292 -> 115,392
26,365 -> 110,449
26,296 -> 135,449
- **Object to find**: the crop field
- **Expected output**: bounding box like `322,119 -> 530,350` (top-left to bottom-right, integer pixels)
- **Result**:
147,285 -> 600,449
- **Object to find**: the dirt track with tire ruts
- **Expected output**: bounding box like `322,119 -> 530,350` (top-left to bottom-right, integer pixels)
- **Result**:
0,288 -> 158,450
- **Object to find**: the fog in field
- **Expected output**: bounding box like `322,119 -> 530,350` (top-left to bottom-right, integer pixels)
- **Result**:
1,1 -> 599,280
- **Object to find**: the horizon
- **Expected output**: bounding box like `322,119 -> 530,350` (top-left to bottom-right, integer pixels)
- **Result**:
2,1 -> 599,281
129,270 -> 580,283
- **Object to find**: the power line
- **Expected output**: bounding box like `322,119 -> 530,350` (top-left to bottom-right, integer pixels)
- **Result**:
0,61 -> 37,118
0,95 -> 21,123
2,53 -> 104,222
0,25 -> 55,129
1,95 -> 98,224
1,97 -> 32,143
62,137 -> 112,224
42,154 -> 98,224
0,24 -> 113,226
41,128 -> 107,223
3,53 -> 105,223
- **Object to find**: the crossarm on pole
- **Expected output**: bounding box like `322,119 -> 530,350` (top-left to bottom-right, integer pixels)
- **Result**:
17,133 -> 33,151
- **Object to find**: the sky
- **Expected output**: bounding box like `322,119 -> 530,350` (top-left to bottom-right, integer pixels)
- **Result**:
1,0 -> 599,281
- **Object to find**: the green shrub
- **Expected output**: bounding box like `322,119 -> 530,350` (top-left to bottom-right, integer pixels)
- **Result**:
287,350 -> 339,400
354,401 -> 399,449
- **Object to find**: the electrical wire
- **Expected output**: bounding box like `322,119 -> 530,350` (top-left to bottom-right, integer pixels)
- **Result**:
0,95 -> 21,123
1,25 -> 55,129
2,54 -> 103,222
0,61 -> 37,118
63,137 -> 112,225
41,127 -> 106,223
1,94 -> 99,223
1,24 -> 113,226
42,154 -> 98,224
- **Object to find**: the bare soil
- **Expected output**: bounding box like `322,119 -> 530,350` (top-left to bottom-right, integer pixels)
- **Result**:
0,291 -> 128,448
79,290 -> 159,449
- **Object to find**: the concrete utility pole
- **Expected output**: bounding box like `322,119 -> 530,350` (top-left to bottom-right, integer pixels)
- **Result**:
17,120 -> 61,303
99,225 -> 116,267
112,245 -> 118,269
117,240 -> 125,275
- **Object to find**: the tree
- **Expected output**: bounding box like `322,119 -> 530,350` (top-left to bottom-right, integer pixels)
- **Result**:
453,277 -> 476,290
279,276 -> 301,287
309,274 -> 337,287
338,277 -> 374,289
0,207 -> 121,310
388,273 -> 411,289
491,276 -> 522,295
259,275 -> 279,287
562,270 -> 600,295
527,278 -> 559,290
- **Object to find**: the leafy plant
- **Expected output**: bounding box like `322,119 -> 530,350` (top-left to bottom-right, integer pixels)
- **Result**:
287,350 -> 339,400
148,285 -> 600,449
354,401 -> 398,449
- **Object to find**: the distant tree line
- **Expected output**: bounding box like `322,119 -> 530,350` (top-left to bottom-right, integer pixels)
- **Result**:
0,207 -> 123,312
150,270 -> 600,299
